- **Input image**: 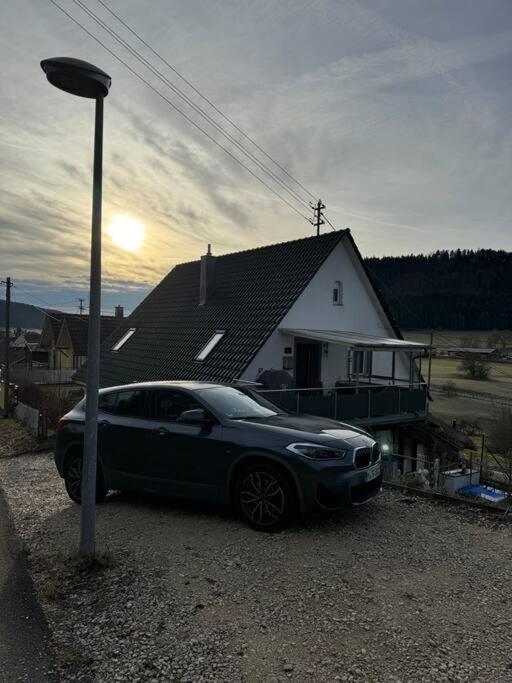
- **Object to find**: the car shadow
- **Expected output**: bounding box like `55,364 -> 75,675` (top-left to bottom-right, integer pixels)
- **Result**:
104,488 -> 235,523
101,487 -> 382,535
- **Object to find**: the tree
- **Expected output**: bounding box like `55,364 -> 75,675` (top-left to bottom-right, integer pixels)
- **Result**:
458,355 -> 491,380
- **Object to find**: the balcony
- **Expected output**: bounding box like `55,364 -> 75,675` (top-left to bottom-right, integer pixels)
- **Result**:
256,382 -> 429,426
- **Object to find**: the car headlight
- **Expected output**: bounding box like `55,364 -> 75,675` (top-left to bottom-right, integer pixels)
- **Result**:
286,442 -> 348,460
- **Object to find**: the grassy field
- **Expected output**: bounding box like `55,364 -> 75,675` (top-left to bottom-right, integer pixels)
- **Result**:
422,356 -> 512,400
402,331 -> 512,431
404,329 -> 512,348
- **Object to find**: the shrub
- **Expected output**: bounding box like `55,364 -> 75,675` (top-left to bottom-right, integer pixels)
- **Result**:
18,383 -> 76,428
458,356 -> 490,380
440,381 -> 457,397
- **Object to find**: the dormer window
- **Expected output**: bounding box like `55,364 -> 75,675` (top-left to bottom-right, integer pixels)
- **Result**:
333,281 -> 343,305
196,330 -> 225,361
112,328 -> 136,352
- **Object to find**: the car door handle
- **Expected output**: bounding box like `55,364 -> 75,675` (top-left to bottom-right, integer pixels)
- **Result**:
154,426 -> 170,435
99,420 -> 110,427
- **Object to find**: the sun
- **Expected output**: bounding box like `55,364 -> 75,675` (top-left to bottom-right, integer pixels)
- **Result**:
107,215 -> 145,252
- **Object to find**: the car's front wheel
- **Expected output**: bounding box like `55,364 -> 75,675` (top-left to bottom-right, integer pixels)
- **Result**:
64,450 -> 108,505
235,462 -> 297,532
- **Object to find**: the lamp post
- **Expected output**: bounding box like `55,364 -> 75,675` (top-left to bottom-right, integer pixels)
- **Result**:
41,57 -> 111,557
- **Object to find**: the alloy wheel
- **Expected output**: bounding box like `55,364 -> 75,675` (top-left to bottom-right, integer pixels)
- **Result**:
239,471 -> 285,527
66,457 -> 82,502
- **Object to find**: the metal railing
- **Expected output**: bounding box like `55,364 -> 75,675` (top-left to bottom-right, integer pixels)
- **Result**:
255,382 -> 429,423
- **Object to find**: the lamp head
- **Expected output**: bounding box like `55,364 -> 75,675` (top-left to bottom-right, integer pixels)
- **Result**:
41,57 -> 111,98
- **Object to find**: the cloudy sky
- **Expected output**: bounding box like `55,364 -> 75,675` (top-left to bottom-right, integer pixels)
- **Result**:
1,0 -> 511,314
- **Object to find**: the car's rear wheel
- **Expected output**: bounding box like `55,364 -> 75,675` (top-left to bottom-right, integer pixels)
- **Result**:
235,462 -> 297,532
64,450 -> 108,505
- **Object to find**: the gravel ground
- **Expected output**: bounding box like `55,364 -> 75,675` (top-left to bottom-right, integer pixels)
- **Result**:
0,419 -> 38,459
0,453 -> 511,682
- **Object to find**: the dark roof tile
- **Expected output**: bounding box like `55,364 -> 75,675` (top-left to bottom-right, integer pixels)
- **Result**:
76,231 -> 346,387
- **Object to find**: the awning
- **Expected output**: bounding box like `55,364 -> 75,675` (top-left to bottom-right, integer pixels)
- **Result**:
279,328 -> 429,351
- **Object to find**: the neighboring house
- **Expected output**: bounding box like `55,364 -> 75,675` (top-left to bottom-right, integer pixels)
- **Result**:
11,330 -> 41,349
9,331 -> 44,368
39,309 -> 66,368
76,230 -> 429,452
54,311 -> 124,370
0,347 -> 27,371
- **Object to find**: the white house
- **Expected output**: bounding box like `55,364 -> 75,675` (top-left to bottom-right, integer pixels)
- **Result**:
76,230 -> 429,453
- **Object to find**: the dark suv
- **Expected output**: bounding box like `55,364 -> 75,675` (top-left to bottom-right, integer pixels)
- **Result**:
55,381 -> 382,531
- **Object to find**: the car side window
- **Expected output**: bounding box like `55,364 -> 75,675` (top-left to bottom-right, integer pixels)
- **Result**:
154,391 -> 202,421
115,390 -> 147,418
98,392 -> 117,414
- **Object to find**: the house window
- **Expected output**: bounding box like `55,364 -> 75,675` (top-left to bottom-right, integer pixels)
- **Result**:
333,281 -> 343,305
283,356 -> 293,370
352,350 -> 372,376
195,330 -> 225,361
112,328 -> 136,352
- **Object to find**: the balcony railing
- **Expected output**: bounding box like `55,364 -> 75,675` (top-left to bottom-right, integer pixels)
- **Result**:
255,382 -> 428,424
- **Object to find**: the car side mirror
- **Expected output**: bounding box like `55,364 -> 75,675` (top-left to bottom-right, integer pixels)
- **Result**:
178,408 -> 212,424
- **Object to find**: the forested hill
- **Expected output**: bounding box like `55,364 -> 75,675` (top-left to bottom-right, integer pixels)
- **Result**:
365,249 -> 512,330
0,300 -> 43,330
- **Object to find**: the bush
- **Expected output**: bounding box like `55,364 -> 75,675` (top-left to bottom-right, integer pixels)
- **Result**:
458,356 -> 491,380
440,381 -> 457,397
18,384 -> 76,428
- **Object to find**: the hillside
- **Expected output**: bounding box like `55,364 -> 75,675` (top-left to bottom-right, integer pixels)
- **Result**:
0,300 -> 44,330
366,249 -> 512,330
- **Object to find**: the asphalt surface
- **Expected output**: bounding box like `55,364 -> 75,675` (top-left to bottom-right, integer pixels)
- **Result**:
0,488 -> 58,682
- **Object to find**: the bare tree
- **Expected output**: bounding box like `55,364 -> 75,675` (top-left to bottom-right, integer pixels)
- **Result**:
458,355 -> 491,380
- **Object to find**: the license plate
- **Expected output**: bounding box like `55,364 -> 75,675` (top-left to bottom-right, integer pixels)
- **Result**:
365,463 -> 381,482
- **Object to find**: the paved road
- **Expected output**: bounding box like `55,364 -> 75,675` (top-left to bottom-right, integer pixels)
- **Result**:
0,488 -> 58,682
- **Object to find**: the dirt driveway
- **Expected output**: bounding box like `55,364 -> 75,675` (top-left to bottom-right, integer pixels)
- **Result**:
0,452 -> 511,682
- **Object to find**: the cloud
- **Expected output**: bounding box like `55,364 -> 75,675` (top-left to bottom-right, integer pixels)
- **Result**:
1,0 -> 512,311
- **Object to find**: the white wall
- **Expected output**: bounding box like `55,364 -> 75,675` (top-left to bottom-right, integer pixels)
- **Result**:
241,235 -> 414,385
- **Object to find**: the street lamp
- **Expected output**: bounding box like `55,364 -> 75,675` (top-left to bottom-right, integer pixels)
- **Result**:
41,57 -> 111,557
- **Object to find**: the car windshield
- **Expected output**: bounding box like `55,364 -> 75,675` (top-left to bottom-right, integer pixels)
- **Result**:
197,386 -> 281,419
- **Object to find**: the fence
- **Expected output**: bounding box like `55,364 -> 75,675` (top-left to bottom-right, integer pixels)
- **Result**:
382,450 -> 511,511
9,368 -> 75,386
13,402 -> 48,440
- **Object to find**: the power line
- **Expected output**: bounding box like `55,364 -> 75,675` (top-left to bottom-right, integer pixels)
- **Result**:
96,0 -> 317,203
323,214 -> 338,232
48,0 -> 309,222
72,0 -> 311,210
11,283 -> 90,326
12,286 -> 122,332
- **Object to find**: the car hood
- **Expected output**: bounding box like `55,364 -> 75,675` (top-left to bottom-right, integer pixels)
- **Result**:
233,413 -> 372,447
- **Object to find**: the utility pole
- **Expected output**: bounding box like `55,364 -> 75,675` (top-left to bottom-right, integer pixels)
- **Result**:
2,277 -> 12,418
78,298 -> 85,316
309,199 -> 325,236
427,330 -> 434,391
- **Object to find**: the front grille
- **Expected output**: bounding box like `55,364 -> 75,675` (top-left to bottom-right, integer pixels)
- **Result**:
354,447 -> 371,468
372,442 -> 381,463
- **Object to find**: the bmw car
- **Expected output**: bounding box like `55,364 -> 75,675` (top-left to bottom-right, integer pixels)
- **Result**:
55,381 -> 382,531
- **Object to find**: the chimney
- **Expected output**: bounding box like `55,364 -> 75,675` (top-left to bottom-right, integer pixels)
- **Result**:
199,244 -> 216,306
115,305 -> 124,319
